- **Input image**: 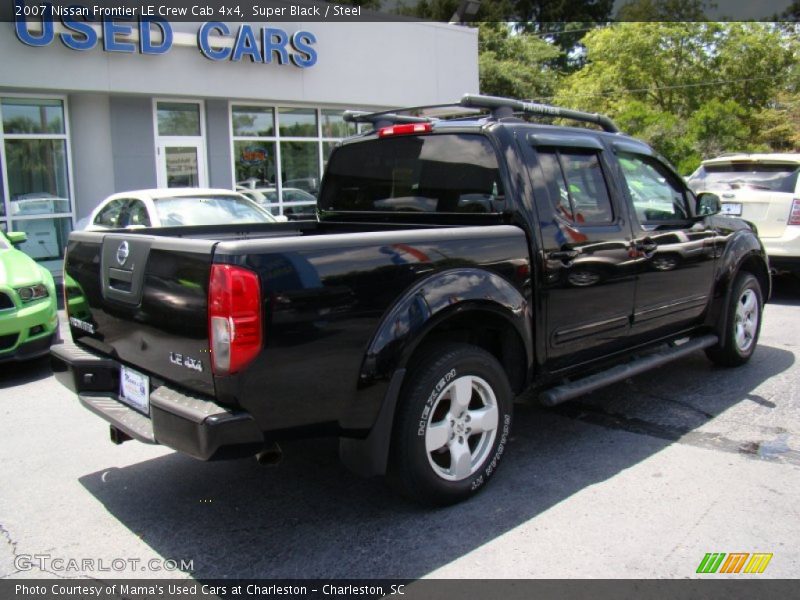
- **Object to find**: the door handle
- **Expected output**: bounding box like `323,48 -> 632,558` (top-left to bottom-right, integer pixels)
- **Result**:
635,238 -> 658,258
548,249 -> 579,263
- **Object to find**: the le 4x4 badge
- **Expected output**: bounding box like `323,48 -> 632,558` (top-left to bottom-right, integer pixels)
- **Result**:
169,352 -> 203,373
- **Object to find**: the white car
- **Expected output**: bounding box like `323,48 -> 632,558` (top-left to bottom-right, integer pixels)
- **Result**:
236,186 -> 317,218
82,188 -> 283,231
687,154 -> 800,276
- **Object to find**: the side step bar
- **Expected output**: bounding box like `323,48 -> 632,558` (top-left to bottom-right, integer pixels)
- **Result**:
539,334 -> 719,407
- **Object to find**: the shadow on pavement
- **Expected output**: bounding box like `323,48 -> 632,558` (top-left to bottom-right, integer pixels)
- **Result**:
768,274 -> 800,307
0,355 -> 52,388
77,342 -> 793,579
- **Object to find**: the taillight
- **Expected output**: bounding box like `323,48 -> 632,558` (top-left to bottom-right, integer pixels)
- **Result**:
377,123 -> 432,138
789,199 -> 800,226
208,264 -> 262,375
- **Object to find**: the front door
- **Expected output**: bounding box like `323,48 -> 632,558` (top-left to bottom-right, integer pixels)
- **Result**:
525,139 -> 638,371
613,149 -> 718,339
156,142 -> 207,188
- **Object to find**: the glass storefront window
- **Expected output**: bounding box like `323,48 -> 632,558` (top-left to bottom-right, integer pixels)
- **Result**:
232,106 -> 275,137
13,217 -> 72,261
0,97 -> 73,276
279,108 -> 317,137
280,142 -> 320,196
5,139 -> 71,215
321,109 -> 355,138
231,105 -> 360,216
2,98 -> 64,134
164,146 -> 201,187
234,140 -> 277,188
157,102 -> 201,136
323,141 -> 339,171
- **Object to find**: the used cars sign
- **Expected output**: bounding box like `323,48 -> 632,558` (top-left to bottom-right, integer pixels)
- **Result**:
14,3 -> 317,68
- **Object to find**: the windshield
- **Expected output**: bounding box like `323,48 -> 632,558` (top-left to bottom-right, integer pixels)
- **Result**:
688,162 -> 800,193
320,134 -> 505,214
153,195 -> 275,226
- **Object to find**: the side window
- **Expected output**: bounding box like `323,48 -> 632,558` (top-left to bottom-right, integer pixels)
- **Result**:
94,199 -> 126,228
617,153 -> 689,222
537,149 -> 614,224
125,200 -> 151,227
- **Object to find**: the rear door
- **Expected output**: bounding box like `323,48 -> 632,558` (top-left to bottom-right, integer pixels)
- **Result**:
523,136 -> 638,370
613,147 -> 718,338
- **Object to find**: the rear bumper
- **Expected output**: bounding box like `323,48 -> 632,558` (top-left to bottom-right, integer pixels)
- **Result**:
50,343 -> 264,460
763,226 -> 800,273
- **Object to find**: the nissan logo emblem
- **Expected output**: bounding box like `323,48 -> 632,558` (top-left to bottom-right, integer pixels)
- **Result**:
116,241 -> 130,266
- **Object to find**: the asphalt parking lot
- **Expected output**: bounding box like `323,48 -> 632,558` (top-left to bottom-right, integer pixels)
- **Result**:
1,277 -> 799,580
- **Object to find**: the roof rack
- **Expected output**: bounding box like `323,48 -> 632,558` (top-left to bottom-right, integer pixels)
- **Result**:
460,94 -> 620,133
342,110 -> 434,130
342,95 -> 620,134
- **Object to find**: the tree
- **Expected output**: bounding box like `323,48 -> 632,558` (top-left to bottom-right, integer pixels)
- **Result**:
477,23 -> 560,100
615,0 -> 711,21
403,1 -> 614,72
554,22 -> 798,172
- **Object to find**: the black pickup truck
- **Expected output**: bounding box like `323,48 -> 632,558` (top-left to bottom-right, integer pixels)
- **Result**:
52,95 -> 770,505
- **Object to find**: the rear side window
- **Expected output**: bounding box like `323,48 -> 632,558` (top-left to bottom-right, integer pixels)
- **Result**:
94,199 -> 126,228
120,200 -> 151,227
319,134 -> 505,214
537,149 -> 614,224
688,162 -> 800,194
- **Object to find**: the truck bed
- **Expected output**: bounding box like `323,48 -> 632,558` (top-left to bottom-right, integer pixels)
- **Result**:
63,219 -> 530,437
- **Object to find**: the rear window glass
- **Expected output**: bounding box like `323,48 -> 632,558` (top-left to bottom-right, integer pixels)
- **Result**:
153,195 -> 274,226
319,134 -> 505,214
688,162 -> 800,194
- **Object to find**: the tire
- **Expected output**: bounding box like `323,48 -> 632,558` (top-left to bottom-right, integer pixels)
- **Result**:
388,343 -> 513,506
705,272 -> 763,367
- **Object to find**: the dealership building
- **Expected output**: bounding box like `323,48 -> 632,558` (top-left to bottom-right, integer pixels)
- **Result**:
0,16 -> 478,275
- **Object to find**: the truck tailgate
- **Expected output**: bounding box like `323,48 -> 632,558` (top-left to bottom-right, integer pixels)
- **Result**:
64,231 -> 217,397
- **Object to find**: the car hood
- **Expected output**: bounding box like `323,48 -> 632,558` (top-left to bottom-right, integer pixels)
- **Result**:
0,248 -> 45,288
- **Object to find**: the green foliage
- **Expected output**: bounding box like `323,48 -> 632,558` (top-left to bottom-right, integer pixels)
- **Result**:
615,0 -> 711,21
399,1 -> 799,172
754,93 -> 800,151
478,23 -> 560,100
404,1 -> 613,72
552,22 -> 799,173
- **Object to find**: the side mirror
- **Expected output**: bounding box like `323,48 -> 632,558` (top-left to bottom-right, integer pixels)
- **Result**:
6,231 -> 27,245
696,192 -> 721,217
273,215 -> 289,223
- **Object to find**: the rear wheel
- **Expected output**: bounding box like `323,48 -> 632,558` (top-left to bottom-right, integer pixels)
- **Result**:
389,343 -> 513,506
706,272 -> 763,367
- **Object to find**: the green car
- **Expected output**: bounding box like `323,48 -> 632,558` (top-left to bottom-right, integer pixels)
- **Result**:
0,231 -> 59,362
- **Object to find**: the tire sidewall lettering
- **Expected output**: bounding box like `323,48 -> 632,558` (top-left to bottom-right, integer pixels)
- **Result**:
478,413 -> 512,488
417,368 -> 457,437
414,362 -> 511,492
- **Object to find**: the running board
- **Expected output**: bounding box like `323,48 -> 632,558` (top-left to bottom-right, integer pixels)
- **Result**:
539,334 -> 719,407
